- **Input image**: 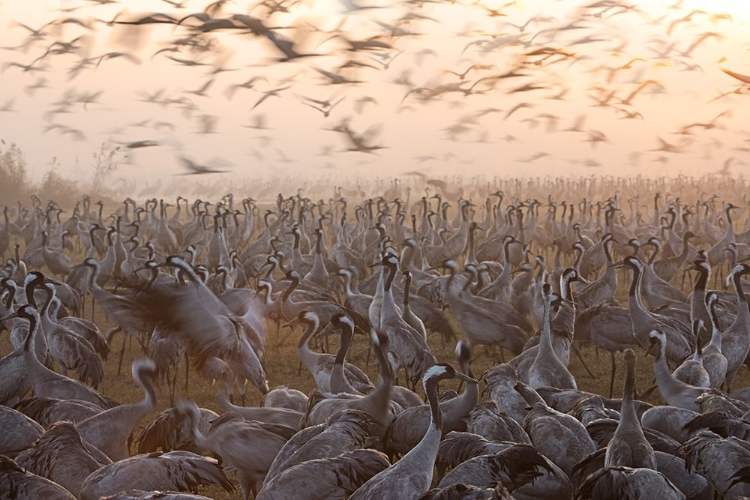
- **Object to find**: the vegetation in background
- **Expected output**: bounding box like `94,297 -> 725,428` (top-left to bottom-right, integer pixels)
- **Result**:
0,142 -> 124,206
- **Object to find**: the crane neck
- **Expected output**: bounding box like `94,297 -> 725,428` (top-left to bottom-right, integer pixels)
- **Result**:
334,321 -> 353,367
369,335 -> 393,411
628,265 -> 647,312
694,264 -> 710,293
707,300 -> 722,348
403,274 -> 412,307
297,317 -> 319,350
282,276 -> 299,302
424,375 -> 443,432
21,310 -> 43,372
603,238 -> 613,265
621,354 -> 638,422
134,362 -> 157,410
734,272 -> 748,305
539,294 -> 554,353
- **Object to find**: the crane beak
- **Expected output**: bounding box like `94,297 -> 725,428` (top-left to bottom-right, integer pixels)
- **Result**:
644,340 -> 657,357
454,372 -> 477,384
316,322 -> 336,338
0,311 -> 18,322
282,317 -> 300,328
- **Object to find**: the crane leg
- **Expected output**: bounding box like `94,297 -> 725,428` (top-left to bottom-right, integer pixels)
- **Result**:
726,369 -> 736,394
609,351 -> 617,398
482,345 -> 492,361
640,380 -> 658,400
184,355 -> 190,392
168,365 -> 176,406
117,333 -> 127,376
572,343 -> 596,379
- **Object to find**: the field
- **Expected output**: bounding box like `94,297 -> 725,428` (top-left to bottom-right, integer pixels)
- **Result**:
11,270 -> 742,499
4,179 -> 750,499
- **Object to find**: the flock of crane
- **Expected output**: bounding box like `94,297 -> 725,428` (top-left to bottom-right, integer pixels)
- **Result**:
2,177 -> 750,499
2,0 -> 749,179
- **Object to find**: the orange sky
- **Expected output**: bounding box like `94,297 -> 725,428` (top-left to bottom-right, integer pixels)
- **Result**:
0,0 -> 749,188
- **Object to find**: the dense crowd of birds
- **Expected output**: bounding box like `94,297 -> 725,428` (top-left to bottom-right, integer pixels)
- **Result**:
1,0 -> 749,179
3,176 -> 750,499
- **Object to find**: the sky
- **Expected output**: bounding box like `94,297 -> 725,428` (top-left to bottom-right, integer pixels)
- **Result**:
0,0 -> 749,191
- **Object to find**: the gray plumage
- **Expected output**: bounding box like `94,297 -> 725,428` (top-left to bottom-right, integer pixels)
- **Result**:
695,389 -> 750,416
303,330 -> 401,444
586,419 -> 681,456
684,410 -> 750,440
0,454 -> 76,500
648,329 -> 706,412
622,257 -> 691,364
467,401 -> 530,444
293,310 -> 373,394
528,283 -> 577,389
481,364 -> 528,425
137,406 -> 218,454
377,255 -> 438,387
99,492 -> 214,499
437,444 -> 552,491
604,349 -> 656,469
721,263 -> 750,392
266,408 -> 372,481
702,293 -> 728,388
653,451 -> 711,500
537,387 -> 603,414
10,305 -> 118,409
350,363 -> 475,500
420,483 -> 510,500
574,466 -> 685,499
262,385 -> 308,412
79,451 -> 233,500
39,283 -> 104,388
680,430 -> 750,498
14,396 -> 102,427
436,432 -> 511,481
15,421 -> 111,497
0,405 -> 44,458
129,255 -> 268,395
524,402 -> 596,477
216,381 -> 304,431
641,406 -> 701,444
0,297 -> 31,406
178,401 -> 290,500
568,395 -> 617,426
75,357 -> 157,461
672,321 -> 710,388
386,340 -> 478,456
257,448 -> 390,500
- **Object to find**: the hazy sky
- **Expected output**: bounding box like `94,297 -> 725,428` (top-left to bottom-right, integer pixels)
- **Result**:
0,0 -> 749,189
